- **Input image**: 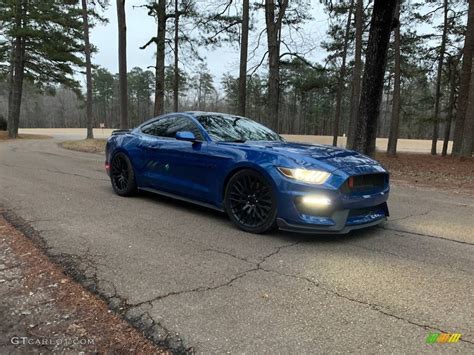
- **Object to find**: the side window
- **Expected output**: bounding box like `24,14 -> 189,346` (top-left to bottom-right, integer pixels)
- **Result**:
153,118 -> 174,137
141,122 -> 155,135
141,117 -> 173,137
142,116 -> 203,140
163,116 -> 203,140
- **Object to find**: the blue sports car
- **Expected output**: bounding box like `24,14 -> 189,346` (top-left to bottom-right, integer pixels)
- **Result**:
105,112 -> 389,234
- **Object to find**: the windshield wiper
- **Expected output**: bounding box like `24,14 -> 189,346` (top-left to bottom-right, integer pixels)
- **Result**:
226,139 -> 246,143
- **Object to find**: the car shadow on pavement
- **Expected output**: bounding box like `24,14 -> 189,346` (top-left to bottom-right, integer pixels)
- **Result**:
134,189 -> 229,221
132,189 -> 384,245
273,225 -> 384,245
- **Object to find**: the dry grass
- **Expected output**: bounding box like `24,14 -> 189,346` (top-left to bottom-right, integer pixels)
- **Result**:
0,131 -> 51,141
60,139 -> 107,154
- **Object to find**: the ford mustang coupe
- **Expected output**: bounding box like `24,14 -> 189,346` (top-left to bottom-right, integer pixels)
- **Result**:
105,112 -> 389,234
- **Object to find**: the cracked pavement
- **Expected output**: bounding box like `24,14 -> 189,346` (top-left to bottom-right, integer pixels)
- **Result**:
1,135 -> 473,353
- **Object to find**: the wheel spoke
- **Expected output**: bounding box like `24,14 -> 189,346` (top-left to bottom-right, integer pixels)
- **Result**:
228,173 -> 273,229
111,155 -> 129,192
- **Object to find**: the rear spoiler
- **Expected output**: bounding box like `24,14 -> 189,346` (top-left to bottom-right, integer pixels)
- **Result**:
111,129 -> 131,136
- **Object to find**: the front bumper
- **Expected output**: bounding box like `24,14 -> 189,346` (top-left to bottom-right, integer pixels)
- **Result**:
276,202 -> 388,234
274,168 -> 390,234
277,215 -> 387,234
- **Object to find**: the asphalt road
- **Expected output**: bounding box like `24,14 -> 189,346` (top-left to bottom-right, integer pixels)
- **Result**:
1,135 -> 473,353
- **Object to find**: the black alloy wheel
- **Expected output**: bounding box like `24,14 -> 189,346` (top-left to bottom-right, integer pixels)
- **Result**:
110,152 -> 137,196
224,169 -> 277,233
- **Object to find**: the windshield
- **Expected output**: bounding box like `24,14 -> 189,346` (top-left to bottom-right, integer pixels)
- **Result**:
196,114 -> 283,142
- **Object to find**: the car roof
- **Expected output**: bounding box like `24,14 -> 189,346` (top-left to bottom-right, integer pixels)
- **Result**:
185,111 -> 246,119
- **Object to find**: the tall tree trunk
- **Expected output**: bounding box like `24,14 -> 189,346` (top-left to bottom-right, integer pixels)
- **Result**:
387,3 -> 401,156
82,0 -> 94,139
154,0 -> 166,116
461,60 -> 474,157
333,0 -> 354,146
173,0 -> 179,112
431,0 -> 449,155
382,73 -> 392,137
265,0 -> 288,131
452,0 -> 474,155
347,0 -> 363,149
7,0 -> 26,139
442,57 -> 457,156
116,0 -> 128,129
353,0 -> 398,156
238,0 -> 249,117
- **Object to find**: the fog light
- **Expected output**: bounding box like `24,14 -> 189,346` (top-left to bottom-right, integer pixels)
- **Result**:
301,195 -> 331,206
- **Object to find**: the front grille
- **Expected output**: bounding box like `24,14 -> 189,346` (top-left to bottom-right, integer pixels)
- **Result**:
340,173 -> 388,194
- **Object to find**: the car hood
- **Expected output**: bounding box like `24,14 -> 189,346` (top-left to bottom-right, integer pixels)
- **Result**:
240,141 -> 385,173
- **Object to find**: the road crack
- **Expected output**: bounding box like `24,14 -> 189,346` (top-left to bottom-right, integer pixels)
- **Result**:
345,242 -> 473,275
379,226 -> 474,246
130,241 -> 301,308
258,267 -> 473,345
389,210 -> 430,222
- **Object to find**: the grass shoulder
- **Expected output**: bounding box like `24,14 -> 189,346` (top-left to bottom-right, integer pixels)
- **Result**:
0,131 -> 52,141
59,138 -> 107,154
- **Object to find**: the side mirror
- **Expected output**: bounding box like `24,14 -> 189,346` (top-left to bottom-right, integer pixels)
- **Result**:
176,131 -> 197,142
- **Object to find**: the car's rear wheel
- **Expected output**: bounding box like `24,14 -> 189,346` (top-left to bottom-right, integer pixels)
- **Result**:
224,169 -> 277,234
110,152 -> 137,196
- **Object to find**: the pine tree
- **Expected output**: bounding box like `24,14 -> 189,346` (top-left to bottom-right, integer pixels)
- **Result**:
453,0 -> 474,155
325,0 -> 355,146
141,0 -> 168,116
353,0 -> 398,156
347,0 -> 364,149
81,0 -> 93,139
238,0 -> 249,116
387,2 -> 401,156
142,0 -> 196,114
1,0 -> 86,138
116,0 -> 128,129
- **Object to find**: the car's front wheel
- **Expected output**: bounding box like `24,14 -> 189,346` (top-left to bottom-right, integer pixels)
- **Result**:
224,169 -> 277,234
110,152 -> 137,196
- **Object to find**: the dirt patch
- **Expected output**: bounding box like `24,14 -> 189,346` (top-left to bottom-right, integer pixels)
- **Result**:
60,139 -> 107,154
0,211 -> 167,353
0,131 -> 51,141
376,153 -> 474,194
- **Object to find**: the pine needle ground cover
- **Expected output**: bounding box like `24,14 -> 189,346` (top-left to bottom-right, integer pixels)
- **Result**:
377,153 -> 474,194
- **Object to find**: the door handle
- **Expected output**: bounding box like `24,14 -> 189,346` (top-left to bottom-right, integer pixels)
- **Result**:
143,144 -> 161,150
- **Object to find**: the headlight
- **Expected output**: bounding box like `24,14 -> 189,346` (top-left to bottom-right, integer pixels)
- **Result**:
277,167 -> 331,185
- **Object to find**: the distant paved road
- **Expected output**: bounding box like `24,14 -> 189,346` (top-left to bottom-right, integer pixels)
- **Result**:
1,133 -> 472,353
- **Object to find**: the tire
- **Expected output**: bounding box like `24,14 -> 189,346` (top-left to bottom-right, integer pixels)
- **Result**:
224,169 -> 277,234
110,152 -> 137,196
